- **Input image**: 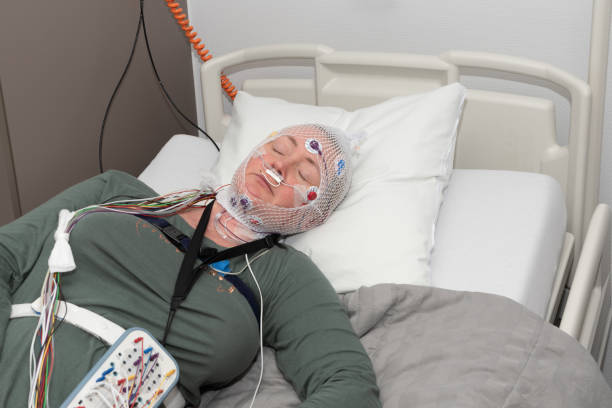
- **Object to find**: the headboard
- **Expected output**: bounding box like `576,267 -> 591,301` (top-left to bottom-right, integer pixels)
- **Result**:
200,2 -> 612,276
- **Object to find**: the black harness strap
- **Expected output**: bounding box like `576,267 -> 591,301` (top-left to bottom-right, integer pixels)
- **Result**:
134,215 -> 268,329
135,200 -> 281,346
172,201 -> 213,308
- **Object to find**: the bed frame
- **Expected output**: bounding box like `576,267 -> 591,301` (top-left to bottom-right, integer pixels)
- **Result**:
197,1 -> 612,366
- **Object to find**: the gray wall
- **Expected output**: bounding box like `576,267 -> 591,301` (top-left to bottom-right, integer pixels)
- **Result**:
0,80 -> 21,225
0,0 -> 197,217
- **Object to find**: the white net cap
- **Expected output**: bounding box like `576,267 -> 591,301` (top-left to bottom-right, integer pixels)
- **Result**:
216,123 -> 353,235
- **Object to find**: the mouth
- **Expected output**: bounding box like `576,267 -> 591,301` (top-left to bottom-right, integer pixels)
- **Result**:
257,173 -> 273,193
246,173 -> 273,199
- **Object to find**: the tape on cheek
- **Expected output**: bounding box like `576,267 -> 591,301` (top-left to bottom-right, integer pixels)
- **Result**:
292,186 -> 308,206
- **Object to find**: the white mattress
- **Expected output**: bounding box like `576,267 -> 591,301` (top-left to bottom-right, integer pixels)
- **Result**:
139,135 -> 566,318
430,169 -> 566,318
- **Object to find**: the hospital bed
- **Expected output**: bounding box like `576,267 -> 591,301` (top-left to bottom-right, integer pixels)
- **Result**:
137,1 -> 612,406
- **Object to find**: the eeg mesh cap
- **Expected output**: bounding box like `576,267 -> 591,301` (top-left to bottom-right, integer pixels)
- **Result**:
216,124 -> 352,235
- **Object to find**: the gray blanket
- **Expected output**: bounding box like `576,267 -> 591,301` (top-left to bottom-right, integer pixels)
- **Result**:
201,284 -> 612,407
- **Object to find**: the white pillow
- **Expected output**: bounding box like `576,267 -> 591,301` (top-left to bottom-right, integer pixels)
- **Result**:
213,84 -> 466,292
139,134 -> 219,194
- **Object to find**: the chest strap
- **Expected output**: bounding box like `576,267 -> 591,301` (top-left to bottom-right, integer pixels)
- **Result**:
10,300 -> 186,408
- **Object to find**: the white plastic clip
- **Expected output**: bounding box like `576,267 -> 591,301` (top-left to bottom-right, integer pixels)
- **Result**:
264,168 -> 283,186
48,209 -> 76,273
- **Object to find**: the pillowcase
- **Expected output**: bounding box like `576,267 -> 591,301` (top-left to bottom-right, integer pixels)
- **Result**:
212,84 -> 466,292
139,134 -> 220,195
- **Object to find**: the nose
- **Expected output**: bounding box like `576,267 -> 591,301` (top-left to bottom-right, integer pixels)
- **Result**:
260,156 -> 287,187
268,155 -> 291,179
263,147 -> 301,182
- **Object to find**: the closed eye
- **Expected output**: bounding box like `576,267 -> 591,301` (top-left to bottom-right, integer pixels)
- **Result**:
299,167 -> 318,184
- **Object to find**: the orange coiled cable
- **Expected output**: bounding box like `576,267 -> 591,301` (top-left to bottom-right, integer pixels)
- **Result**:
165,0 -> 237,99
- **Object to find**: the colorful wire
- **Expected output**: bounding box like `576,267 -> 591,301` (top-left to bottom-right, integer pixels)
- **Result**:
29,188 -> 215,407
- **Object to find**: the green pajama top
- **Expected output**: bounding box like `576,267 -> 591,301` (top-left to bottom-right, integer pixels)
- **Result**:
0,170 -> 380,407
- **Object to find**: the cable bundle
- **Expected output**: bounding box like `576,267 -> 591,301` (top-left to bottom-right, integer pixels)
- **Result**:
67,189 -> 218,233
27,188 -> 219,407
28,273 -> 63,408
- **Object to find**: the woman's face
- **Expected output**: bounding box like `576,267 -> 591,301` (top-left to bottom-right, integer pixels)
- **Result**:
243,134 -> 321,208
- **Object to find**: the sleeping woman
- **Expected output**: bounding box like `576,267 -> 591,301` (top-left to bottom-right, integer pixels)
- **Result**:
0,124 -> 381,407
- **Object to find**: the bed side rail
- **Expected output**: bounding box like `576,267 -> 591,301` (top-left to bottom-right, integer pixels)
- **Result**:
547,232 -> 575,324
560,203 -> 611,354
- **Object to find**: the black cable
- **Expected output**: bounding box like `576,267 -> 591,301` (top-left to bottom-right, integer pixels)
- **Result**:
98,10 -> 142,173
98,0 -> 220,174
140,0 -> 220,150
